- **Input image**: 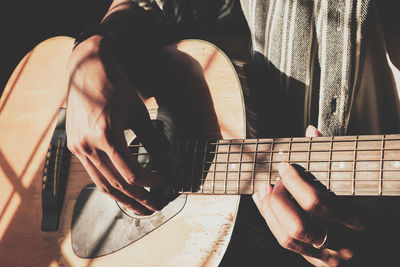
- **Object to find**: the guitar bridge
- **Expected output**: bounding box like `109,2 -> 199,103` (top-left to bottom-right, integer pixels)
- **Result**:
41,108 -> 70,231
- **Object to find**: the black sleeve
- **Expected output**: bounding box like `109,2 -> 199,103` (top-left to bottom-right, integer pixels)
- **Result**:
134,0 -> 249,43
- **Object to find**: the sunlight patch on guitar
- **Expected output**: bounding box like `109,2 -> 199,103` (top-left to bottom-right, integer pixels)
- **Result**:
0,192 -> 21,241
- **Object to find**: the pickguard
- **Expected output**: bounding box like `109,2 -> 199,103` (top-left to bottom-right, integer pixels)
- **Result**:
71,184 -> 187,258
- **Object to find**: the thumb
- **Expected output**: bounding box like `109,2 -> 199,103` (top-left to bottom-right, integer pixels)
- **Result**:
305,125 -> 323,137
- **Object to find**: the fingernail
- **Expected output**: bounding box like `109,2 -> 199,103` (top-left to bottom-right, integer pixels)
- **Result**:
305,125 -> 315,137
252,185 -> 271,205
252,193 -> 260,206
127,174 -> 135,184
257,185 -> 268,200
277,162 -> 290,174
306,125 -> 322,137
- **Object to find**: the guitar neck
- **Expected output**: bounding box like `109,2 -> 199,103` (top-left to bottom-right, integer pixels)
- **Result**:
166,134 -> 400,196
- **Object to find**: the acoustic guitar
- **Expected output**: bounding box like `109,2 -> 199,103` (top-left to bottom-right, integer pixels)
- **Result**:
1,37 -> 400,267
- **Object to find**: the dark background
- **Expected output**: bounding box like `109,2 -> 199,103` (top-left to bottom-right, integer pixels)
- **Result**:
0,0 -> 112,94
1,0 -> 398,97
0,0 -> 251,96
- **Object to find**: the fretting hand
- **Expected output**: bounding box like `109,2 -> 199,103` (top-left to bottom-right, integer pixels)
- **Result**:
252,126 -> 370,266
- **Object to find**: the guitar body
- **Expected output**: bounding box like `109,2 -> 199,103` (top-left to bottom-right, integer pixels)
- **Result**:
0,37 -> 246,266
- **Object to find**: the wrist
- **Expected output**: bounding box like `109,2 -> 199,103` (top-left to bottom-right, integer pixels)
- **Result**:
67,35 -> 112,76
73,23 -> 115,50
72,23 -> 135,68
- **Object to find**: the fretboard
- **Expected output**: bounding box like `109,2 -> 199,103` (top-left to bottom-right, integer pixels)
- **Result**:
166,134 -> 400,196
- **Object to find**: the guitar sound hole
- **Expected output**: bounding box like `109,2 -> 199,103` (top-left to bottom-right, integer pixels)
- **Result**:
116,201 -> 159,219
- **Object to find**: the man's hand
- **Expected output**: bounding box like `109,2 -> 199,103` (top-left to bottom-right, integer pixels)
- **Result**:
252,126 -> 368,266
66,35 -> 174,215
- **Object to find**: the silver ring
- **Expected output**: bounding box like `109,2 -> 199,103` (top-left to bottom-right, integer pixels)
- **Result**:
313,226 -> 328,249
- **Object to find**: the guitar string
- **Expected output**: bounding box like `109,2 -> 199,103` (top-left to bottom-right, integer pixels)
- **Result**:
64,137 -> 400,190
125,146 -> 400,154
68,157 -> 400,173
69,158 -> 400,165
201,170 -> 400,174
59,169 -> 400,181
125,136 -> 400,148
205,136 -> 400,145
125,135 -> 400,144
207,148 -> 400,154
58,169 -> 400,193
62,168 -> 400,181
379,137 -> 386,195
68,158 -> 400,173
204,159 -> 400,164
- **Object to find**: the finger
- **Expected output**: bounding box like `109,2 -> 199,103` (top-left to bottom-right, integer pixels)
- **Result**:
269,180 -> 326,246
278,162 -> 365,231
305,125 -> 323,137
258,183 -> 322,258
89,149 -> 163,211
104,132 -> 166,188
77,154 -> 153,215
103,187 -> 156,215
252,183 -> 271,210
100,48 -> 170,160
122,90 -> 171,160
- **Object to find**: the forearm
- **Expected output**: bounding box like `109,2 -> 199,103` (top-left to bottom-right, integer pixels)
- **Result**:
101,0 -> 163,43
74,0 -> 164,68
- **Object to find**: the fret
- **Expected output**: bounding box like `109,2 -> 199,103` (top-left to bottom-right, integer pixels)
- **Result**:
268,140 -> 274,184
237,141 -> 244,194
200,140 -> 208,194
213,141 -> 219,194
379,136 -> 385,195
352,136 -> 359,195
176,142 -> 182,193
180,141 -> 185,193
183,141 -> 190,193
252,140 -> 259,194
288,138 -> 293,162
327,136 -> 333,191
384,138 -> 400,151
190,140 -> 198,193
224,140 -> 232,194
